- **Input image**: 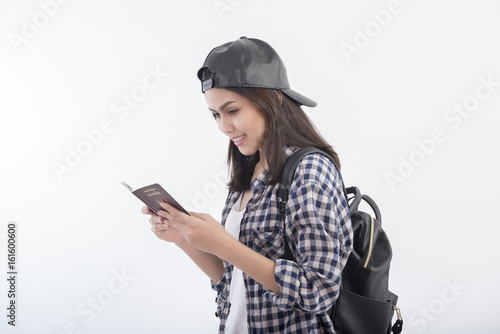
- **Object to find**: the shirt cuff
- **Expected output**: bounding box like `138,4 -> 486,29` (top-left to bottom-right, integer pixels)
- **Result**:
210,275 -> 226,292
265,258 -> 301,311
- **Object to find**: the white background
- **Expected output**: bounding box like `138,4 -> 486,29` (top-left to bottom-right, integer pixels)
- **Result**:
1,0 -> 499,333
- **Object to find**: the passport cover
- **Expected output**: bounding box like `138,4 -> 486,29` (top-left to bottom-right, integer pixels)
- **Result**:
121,181 -> 190,216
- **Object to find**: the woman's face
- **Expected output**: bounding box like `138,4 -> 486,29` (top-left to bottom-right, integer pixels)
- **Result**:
205,88 -> 267,157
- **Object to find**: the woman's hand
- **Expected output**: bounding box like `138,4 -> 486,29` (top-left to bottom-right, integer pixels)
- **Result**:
157,202 -> 232,255
142,205 -> 185,245
156,203 -> 279,292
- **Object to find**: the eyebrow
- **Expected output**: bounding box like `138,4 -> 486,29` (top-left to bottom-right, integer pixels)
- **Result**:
208,101 -> 237,112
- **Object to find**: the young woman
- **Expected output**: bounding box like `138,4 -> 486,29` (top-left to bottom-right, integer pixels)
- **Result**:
142,37 -> 353,333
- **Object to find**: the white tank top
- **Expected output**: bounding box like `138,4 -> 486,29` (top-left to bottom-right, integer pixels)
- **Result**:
224,193 -> 248,334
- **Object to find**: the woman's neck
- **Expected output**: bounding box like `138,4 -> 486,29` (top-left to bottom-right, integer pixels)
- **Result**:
251,151 -> 268,181
257,150 -> 268,169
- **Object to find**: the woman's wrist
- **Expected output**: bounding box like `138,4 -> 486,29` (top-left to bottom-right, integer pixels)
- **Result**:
212,233 -> 240,260
175,238 -> 190,250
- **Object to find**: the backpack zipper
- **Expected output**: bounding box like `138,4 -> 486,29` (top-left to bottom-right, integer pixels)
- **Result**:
363,214 -> 375,268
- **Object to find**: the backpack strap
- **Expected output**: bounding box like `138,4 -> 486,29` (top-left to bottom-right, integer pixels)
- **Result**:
279,147 -> 348,261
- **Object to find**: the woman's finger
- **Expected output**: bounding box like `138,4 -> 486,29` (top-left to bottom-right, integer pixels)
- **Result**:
142,205 -> 155,215
157,209 -> 171,220
151,222 -> 171,233
158,207 -> 186,225
149,215 -> 165,226
160,202 -> 190,219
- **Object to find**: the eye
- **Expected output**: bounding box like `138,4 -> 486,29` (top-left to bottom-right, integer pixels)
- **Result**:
211,112 -> 220,119
228,109 -> 239,115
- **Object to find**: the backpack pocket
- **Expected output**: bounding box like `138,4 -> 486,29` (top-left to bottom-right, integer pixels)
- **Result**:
332,288 -> 395,334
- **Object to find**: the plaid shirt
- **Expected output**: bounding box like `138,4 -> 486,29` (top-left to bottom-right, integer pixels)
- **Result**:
212,145 -> 353,333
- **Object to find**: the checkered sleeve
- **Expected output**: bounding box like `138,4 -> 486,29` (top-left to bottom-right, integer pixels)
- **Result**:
211,272 -> 228,321
210,274 -> 226,292
266,154 -> 351,314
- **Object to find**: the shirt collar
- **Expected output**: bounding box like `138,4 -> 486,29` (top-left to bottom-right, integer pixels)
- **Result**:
222,145 -> 300,224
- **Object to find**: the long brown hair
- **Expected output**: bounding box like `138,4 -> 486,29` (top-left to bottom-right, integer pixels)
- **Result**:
224,87 -> 340,192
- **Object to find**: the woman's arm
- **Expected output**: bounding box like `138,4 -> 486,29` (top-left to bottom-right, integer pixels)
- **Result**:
267,154 -> 353,313
176,239 -> 224,284
144,205 -> 224,283
157,202 -> 281,293
214,233 -> 280,293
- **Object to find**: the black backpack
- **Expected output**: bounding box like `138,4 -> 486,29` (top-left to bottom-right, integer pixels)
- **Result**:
278,147 -> 403,334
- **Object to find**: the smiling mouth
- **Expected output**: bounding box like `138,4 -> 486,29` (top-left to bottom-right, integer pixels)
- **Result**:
232,134 -> 246,146
232,135 -> 245,142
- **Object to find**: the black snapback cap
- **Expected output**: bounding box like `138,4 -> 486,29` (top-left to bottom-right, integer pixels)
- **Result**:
197,36 -> 317,108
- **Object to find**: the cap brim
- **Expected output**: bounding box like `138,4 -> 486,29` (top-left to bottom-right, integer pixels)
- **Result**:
281,89 -> 317,107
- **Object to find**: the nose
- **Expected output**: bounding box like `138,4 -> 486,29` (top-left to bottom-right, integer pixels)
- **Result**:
218,114 -> 234,135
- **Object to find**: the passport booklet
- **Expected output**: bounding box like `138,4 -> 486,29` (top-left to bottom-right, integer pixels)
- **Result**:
121,181 -> 190,216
